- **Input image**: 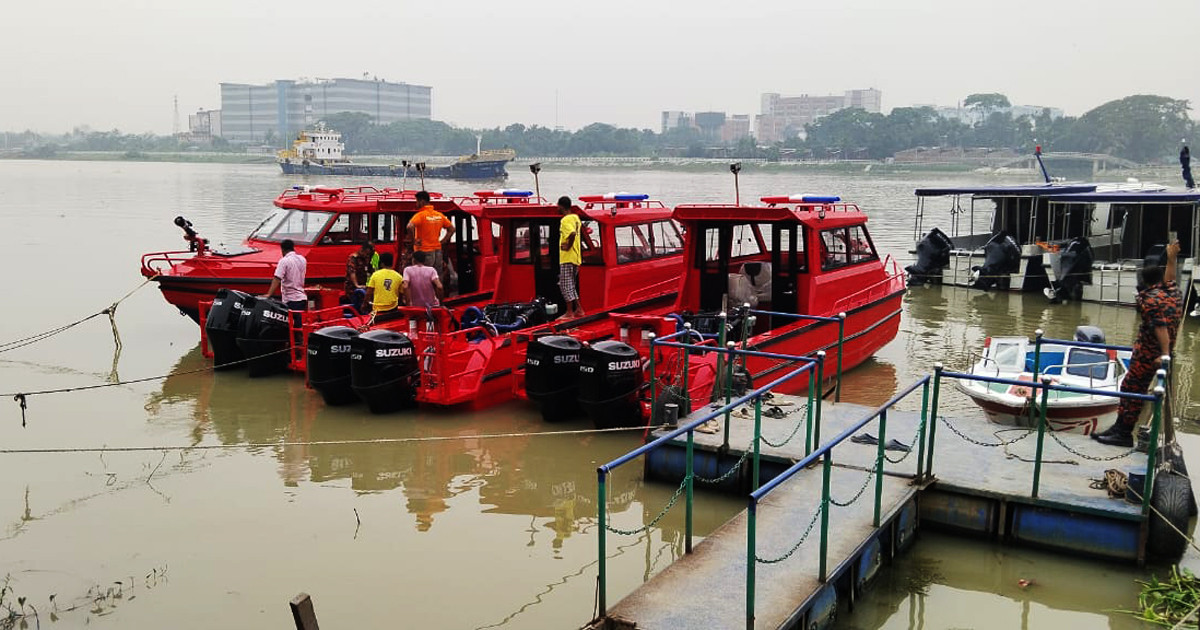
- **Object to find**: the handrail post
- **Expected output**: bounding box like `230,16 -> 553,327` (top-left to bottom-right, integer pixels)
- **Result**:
835,312 -> 846,402
1031,329 -> 1044,379
873,409 -> 887,527
815,351 -> 826,452
805,362 -> 815,456
819,453 -> 832,581
724,341 -> 736,450
1144,381 -> 1165,514
746,499 -> 757,630
597,467 -> 608,617
1031,375 -> 1050,498
716,312 -> 728,408
686,428 -> 694,553
648,333 -> 658,425
753,394 -> 763,490
916,379 -> 929,480
681,324 -> 692,407
741,304 -> 753,352
926,363 -> 943,479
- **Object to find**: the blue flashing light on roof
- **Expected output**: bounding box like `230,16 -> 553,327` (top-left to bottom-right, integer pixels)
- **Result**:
796,195 -> 840,203
607,193 -> 650,201
496,189 -> 533,197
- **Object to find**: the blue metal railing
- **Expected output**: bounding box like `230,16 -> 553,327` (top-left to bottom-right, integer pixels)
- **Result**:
596,345 -> 822,618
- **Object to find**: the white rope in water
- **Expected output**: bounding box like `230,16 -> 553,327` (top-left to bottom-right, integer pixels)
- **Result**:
0,425 -> 658,455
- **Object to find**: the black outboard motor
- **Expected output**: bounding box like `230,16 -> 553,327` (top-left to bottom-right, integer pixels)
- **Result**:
578,341 -> 645,429
205,288 -> 251,369
234,296 -> 292,377
350,329 -> 418,414
972,232 -> 1021,291
525,335 -> 583,422
307,326 -> 360,405
1075,325 -> 1106,344
1049,237 -> 1093,303
905,227 -> 954,286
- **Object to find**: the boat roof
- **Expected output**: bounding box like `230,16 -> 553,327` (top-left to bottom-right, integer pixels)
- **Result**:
476,195 -> 674,225
674,199 -> 867,228
275,187 -> 443,212
914,184 -> 1097,197
1044,190 -> 1200,204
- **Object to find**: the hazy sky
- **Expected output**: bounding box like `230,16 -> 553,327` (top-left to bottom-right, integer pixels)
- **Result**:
3,0 -> 1198,134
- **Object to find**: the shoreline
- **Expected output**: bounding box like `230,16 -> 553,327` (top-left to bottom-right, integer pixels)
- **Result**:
0,151 -> 1179,180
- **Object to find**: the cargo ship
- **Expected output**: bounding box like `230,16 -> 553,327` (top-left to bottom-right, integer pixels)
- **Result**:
277,125 -> 514,180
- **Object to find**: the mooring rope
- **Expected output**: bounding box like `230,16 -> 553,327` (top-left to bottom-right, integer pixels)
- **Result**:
0,276 -> 153,354
0,425 -> 655,455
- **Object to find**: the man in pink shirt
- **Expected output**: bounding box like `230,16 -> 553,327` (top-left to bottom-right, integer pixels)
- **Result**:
263,239 -> 308,312
404,250 -> 443,309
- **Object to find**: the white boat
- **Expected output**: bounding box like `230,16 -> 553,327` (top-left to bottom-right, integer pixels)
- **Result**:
955,326 -> 1132,435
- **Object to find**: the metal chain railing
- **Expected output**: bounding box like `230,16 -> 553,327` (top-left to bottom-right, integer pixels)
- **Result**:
694,446 -> 754,485
938,415 -> 1035,448
605,475 -> 689,536
755,503 -> 823,564
883,418 -> 928,464
830,468 -> 875,507
759,405 -> 809,449
1047,428 -> 1137,461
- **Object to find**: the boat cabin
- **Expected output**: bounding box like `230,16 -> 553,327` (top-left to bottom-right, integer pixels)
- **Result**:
1041,190 -> 1200,305
479,192 -> 684,316
673,196 -> 890,337
912,184 -> 1098,252
265,186 -> 501,296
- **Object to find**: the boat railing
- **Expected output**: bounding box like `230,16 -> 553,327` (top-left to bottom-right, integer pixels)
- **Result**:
140,249 -> 280,278
594,344 -> 823,621
745,376 -> 932,628
934,365 -> 1164,514
741,310 -> 846,402
832,255 -> 905,314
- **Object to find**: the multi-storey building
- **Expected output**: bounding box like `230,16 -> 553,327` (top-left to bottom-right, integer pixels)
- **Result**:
755,89 -> 883,144
219,77 -> 432,144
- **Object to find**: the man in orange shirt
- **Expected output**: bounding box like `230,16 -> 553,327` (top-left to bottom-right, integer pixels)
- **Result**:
406,190 -> 456,290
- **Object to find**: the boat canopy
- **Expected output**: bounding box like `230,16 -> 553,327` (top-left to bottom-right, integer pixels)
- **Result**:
914,184 -> 1097,197
1044,190 -> 1200,204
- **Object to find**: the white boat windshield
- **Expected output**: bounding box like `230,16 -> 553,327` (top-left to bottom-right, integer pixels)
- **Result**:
1065,348 -> 1110,380
249,209 -> 336,244
990,341 -> 1025,370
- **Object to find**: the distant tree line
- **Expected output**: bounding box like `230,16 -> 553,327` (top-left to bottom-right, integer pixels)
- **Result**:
4,93 -> 1193,164
799,94 -> 1195,164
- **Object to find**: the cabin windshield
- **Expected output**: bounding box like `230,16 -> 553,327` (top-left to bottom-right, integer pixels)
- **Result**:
1065,348 -> 1109,380
694,220 -> 805,314
615,220 -> 682,263
250,208 -> 335,244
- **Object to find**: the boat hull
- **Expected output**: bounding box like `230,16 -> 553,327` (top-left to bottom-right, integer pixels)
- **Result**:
955,380 -> 1119,435
279,160 -> 509,180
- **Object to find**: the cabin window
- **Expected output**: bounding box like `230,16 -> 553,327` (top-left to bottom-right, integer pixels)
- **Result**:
510,221 -> 552,264
651,221 -> 684,256
249,208 -> 335,245
580,219 -> 604,265
321,213 -> 369,244
820,226 -> 876,270
372,214 -> 395,243
1066,348 -> 1109,380
616,225 -> 651,263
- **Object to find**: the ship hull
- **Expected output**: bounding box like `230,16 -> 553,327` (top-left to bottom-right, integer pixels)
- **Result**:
279,159 -> 509,180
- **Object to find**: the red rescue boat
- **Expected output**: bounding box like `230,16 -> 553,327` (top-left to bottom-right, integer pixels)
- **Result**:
298,193 -> 688,411
521,194 -> 907,427
140,186 -> 501,321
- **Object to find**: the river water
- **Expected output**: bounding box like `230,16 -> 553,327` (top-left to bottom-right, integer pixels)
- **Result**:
0,159 -> 1195,628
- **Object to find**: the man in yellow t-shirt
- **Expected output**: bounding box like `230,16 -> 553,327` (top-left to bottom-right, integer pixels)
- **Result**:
557,196 -> 585,318
406,190 -> 456,290
365,252 -> 406,322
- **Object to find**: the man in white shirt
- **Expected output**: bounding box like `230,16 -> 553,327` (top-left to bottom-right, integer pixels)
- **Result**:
263,239 -> 308,312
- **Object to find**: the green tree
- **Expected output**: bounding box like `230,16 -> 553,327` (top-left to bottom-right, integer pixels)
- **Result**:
1061,95 -> 1193,163
963,93 -> 1012,115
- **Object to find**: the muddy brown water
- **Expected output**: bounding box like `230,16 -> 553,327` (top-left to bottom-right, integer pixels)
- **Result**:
0,160 -> 1195,628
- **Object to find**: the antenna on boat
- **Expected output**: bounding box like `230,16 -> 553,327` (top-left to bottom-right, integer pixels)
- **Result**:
416,162 -> 426,191
401,160 -> 411,190
1034,145 -> 1051,184
529,163 -> 542,200
730,162 -> 742,205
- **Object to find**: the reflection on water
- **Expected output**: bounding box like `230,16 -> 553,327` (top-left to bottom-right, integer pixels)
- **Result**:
1,161 -> 1197,628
